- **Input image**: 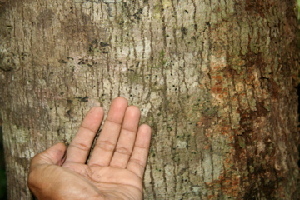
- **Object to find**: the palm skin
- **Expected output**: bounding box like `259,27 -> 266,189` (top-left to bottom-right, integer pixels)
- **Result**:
28,97 -> 152,200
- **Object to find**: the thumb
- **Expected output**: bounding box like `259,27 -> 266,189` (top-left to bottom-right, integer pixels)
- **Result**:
30,142 -> 67,168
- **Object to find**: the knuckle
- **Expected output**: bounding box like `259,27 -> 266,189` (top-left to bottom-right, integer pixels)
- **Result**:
96,140 -> 115,152
115,146 -> 132,156
129,158 -> 145,169
79,126 -> 95,135
70,142 -> 90,151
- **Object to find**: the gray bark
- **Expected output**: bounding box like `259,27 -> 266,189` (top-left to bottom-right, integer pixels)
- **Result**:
0,0 -> 299,199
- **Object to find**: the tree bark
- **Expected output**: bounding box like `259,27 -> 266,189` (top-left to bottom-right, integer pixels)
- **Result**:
0,0 -> 299,199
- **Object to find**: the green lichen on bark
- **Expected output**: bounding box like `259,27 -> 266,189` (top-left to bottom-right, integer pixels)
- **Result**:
0,0 -> 299,199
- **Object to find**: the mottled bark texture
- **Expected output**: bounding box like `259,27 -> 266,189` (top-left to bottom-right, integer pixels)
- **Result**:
0,0 -> 299,199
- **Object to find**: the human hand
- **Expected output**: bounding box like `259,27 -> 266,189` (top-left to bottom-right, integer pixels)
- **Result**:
27,97 -> 152,200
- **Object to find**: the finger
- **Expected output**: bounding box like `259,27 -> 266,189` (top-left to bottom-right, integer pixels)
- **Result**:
63,107 -> 103,164
30,142 -> 67,170
110,106 -> 141,168
127,124 -> 152,178
88,97 -> 128,167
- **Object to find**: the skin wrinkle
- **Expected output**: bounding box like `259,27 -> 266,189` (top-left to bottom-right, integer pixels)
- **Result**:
68,143 -> 91,152
115,146 -> 133,156
105,117 -> 124,126
128,158 -> 145,169
27,97 -> 151,199
94,140 -> 117,152
78,126 -> 98,135
59,165 -> 103,197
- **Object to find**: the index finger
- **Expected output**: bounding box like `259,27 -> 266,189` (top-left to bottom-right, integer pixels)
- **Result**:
63,107 -> 103,164
88,97 -> 128,167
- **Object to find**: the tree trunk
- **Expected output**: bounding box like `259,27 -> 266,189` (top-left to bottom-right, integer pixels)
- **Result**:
0,0 -> 299,199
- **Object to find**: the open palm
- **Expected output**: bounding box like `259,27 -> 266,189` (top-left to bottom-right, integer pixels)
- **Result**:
28,97 -> 152,200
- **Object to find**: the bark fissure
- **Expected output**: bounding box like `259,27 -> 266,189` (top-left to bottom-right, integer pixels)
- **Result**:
0,0 -> 298,199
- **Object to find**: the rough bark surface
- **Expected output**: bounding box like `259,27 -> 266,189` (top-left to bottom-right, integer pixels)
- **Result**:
0,0 -> 299,199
